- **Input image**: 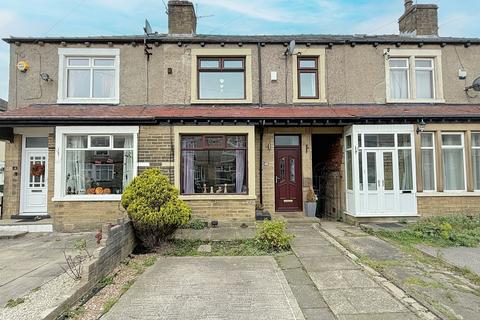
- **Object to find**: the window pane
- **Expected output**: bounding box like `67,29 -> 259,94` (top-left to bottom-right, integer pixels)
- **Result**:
113,135 -> 134,149
94,59 -> 115,67
26,137 -> 48,148
181,149 -> 247,194
389,59 -> 408,68
397,134 -> 411,147
390,69 -> 408,99
443,149 -> 465,190
365,134 -> 395,147
421,133 -> 433,147
472,133 -> 480,147
422,149 -> 435,190
345,135 -> 352,149
358,135 -> 362,148
93,69 -> 115,98
205,136 -> 224,148
384,152 -> 394,191
68,58 -> 89,66
223,60 -> 243,68
67,69 -> 91,98
473,149 -> 480,190
90,136 -> 110,148
275,136 -> 300,146
66,136 -> 88,149
299,59 -> 316,68
182,136 -> 202,149
65,149 -> 132,195
415,59 -> 433,68
367,152 -> 377,191
346,150 -> 352,190
199,59 -> 220,68
442,134 -> 462,146
299,72 -> 317,97
398,149 -> 413,190
226,136 -> 246,148
358,151 -> 363,191
199,72 -> 244,99
416,70 -> 434,99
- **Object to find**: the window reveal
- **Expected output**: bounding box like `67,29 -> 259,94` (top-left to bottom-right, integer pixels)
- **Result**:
181,135 -> 247,194
297,57 -> 319,99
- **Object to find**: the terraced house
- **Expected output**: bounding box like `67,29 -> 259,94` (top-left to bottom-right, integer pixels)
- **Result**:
1,0 -> 480,232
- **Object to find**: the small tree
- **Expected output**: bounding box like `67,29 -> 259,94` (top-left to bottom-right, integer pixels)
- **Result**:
121,169 -> 191,249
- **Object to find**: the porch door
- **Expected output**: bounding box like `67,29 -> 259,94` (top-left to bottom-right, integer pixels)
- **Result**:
365,150 -> 395,213
21,140 -> 48,215
275,147 -> 302,211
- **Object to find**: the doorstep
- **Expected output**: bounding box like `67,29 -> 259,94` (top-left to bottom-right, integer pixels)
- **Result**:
0,218 -> 54,232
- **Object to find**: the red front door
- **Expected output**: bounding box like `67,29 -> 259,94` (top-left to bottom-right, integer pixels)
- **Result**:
275,147 -> 302,211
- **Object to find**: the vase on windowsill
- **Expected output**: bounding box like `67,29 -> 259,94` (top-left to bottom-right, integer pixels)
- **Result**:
304,186 -> 318,218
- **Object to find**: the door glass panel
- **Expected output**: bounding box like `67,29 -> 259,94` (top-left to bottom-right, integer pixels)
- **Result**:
29,155 -> 46,188
346,150 -> 352,190
383,152 -> 394,191
367,152 -> 377,191
275,136 -> 300,146
358,151 -> 363,191
289,158 -> 296,182
26,137 -> 48,148
279,157 -> 285,181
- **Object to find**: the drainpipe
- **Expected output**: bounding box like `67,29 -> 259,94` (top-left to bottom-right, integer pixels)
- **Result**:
259,120 -> 265,207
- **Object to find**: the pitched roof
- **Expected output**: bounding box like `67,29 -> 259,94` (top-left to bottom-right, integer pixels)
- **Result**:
3,33 -> 480,45
1,104 -> 480,125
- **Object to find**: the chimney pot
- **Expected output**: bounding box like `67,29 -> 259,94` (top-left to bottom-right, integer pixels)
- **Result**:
168,0 -> 197,35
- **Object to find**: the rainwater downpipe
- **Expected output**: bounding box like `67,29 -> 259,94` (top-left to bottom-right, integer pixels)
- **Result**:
257,43 -> 264,207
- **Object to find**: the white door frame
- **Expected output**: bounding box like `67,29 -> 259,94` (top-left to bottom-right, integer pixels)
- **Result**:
19,135 -> 49,215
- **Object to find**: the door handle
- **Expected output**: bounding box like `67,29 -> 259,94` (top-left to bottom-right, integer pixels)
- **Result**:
275,176 -> 280,184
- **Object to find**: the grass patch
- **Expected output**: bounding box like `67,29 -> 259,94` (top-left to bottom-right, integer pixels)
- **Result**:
142,256 -> 157,267
404,277 -> 444,289
5,298 -> 25,308
180,219 -> 208,230
31,286 -> 41,293
62,306 -> 85,318
375,214 -> 480,247
161,239 -> 287,256
102,297 -> 119,314
99,275 -> 115,286
357,256 -> 405,272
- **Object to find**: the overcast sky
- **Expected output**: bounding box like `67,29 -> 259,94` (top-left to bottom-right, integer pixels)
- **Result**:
1,0 -> 480,100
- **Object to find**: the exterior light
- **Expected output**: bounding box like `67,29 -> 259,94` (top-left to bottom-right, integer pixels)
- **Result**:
416,119 -> 426,134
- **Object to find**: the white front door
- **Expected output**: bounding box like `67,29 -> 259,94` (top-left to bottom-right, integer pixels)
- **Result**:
364,149 -> 396,214
21,141 -> 49,215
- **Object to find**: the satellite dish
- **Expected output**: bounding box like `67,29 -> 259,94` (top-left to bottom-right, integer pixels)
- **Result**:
286,40 -> 296,56
472,77 -> 480,92
144,19 -> 153,35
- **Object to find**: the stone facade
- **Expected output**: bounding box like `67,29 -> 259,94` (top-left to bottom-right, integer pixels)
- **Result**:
168,0 -> 197,35
418,196 -> 480,217
399,4 -> 439,36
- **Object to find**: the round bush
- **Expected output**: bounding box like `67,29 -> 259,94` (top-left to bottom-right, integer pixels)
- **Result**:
121,169 -> 191,249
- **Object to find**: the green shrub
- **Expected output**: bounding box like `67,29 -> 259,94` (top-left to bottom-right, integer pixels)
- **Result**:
121,169 -> 191,249
255,220 -> 294,251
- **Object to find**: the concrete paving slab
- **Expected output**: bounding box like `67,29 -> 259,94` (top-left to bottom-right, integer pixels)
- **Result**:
291,237 -> 331,247
292,244 -> 342,258
309,270 -> 379,290
322,288 -> 407,315
289,285 -> 328,309
0,231 -> 28,239
300,255 -> 360,272
283,268 -> 314,285
103,256 -> 304,320
277,254 -> 303,270
302,308 -> 336,320
336,312 -> 419,320
416,245 -> 480,275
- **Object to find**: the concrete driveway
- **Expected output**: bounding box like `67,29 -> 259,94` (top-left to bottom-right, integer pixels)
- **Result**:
103,256 -> 304,320
0,232 -> 95,306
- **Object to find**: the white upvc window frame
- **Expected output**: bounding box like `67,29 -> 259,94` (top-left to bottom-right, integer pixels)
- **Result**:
420,132 -> 437,192
53,126 -> 138,202
385,49 -> 444,103
441,132 -> 467,192
471,132 -> 480,192
57,48 -> 120,105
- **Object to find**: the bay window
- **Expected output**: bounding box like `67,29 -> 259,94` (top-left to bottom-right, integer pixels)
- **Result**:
181,135 -> 247,194
58,48 -> 120,104
420,133 -> 436,191
54,127 -> 138,200
441,133 -> 466,191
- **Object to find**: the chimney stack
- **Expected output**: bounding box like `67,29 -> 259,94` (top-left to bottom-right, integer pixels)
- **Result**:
399,0 -> 439,37
168,0 -> 197,35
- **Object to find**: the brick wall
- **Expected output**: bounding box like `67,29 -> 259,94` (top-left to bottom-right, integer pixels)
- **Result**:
138,125 -> 174,181
418,196 -> 480,217
185,199 -> 256,221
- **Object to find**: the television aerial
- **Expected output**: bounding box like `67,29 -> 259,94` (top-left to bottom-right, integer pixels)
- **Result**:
143,19 -> 156,61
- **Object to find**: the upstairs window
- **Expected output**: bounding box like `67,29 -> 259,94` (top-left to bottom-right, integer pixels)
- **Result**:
58,48 -> 120,104
297,57 -> 319,99
385,49 -> 443,103
197,57 -> 245,100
